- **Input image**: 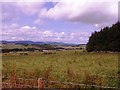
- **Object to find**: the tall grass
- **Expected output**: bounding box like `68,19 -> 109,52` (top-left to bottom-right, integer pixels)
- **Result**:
2,50 -> 118,87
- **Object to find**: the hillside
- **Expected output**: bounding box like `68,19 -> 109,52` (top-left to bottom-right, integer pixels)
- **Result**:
1,41 -> 86,53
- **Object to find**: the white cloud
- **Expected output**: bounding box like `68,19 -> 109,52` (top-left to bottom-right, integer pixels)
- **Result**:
38,0 -> 118,26
1,0 -> 44,3
34,18 -> 45,25
61,32 -> 64,35
2,2 -> 45,22
95,24 -> 99,27
2,1 -> 118,26
21,26 -> 31,29
43,31 -> 53,37
2,24 -> 90,43
15,2 -> 44,15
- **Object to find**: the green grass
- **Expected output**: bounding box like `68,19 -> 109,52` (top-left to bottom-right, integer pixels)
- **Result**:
2,50 -> 118,87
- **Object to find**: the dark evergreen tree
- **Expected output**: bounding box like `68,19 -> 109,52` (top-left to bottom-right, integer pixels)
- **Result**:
86,22 -> 120,52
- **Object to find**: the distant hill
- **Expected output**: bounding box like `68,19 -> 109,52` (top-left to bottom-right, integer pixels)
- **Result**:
0,41 -> 77,46
1,41 -> 86,53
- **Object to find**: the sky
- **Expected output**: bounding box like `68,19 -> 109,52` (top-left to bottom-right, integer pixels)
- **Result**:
1,0 -> 119,44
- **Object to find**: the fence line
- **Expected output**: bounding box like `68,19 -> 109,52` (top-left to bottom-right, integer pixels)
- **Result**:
3,81 -> 118,89
2,82 -> 37,88
41,79 -> 118,89
2,76 -> 119,89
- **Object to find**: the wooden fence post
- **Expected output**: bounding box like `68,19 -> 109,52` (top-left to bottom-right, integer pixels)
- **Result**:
38,78 -> 43,90
10,71 -> 16,88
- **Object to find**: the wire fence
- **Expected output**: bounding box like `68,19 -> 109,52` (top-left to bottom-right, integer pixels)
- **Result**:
2,73 -> 119,89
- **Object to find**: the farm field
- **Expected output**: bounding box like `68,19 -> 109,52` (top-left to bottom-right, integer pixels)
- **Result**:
2,50 -> 119,88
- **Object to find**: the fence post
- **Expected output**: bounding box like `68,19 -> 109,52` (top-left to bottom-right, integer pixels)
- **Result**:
38,78 -> 43,90
10,71 -> 16,88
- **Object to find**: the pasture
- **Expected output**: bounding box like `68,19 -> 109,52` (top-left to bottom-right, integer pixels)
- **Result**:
2,50 -> 119,88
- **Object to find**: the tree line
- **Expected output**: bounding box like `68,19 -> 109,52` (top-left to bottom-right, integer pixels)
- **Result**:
86,22 -> 120,52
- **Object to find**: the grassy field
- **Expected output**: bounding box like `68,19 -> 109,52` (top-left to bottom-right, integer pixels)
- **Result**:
2,50 -> 118,87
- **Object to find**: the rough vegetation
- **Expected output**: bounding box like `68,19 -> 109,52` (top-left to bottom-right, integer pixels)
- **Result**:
2,50 -> 118,87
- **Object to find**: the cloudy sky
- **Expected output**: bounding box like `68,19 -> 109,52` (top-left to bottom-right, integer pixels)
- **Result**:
1,0 -> 119,44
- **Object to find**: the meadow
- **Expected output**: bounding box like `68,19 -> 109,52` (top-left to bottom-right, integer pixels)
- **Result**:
2,50 -> 119,87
